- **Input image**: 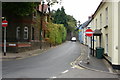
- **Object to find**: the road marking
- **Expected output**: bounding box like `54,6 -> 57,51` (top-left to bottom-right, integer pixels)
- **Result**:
79,61 -> 82,63
71,66 -> 75,69
50,76 -> 57,79
74,65 -> 84,69
62,70 -> 69,74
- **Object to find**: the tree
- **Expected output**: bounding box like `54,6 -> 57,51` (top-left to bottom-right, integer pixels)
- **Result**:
2,2 -> 39,16
66,15 -> 77,32
51,7 -> 77,32
52,6 -> 68,27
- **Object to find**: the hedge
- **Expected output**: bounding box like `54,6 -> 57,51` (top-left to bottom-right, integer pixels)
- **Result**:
46,23 -> 67,45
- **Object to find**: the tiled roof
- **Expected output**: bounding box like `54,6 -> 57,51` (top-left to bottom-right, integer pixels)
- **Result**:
81,19 -> 92,28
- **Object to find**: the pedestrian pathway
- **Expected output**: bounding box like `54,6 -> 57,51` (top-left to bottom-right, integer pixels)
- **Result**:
1,48 -> 49,61
78,55 -> 109,72
73,44 -> 119,74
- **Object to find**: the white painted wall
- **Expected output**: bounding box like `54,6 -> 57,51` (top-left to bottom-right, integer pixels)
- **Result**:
88,1 -> 119,65
118,1 -> 120,65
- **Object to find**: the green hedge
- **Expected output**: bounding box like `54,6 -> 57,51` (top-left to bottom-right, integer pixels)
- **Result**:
46,23 -> 67,45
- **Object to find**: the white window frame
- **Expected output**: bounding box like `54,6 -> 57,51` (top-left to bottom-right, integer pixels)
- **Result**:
24,27 -> 28,39
16,27 -> 20,39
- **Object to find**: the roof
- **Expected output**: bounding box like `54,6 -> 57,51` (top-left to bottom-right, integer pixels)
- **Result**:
81,18 -> 92,28
92,0 -> 105,18
81,0 -> 104,29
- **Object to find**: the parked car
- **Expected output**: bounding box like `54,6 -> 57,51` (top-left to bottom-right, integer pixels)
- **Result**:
71,37 -> 76,42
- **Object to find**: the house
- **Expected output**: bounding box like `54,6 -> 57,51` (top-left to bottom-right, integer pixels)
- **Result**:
78,17 -> 92,45
2,3 -> 50,53
85,0 -> 120,70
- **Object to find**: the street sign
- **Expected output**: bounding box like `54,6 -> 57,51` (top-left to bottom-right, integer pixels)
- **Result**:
2,20 -> 8,27
2,20 -> 8,56
85,29 -> 93,37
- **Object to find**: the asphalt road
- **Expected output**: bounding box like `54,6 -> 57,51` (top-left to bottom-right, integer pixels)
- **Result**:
2,41 -> 82,78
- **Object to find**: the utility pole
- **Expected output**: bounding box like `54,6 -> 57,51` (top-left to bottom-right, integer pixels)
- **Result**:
40,0 -> 44,49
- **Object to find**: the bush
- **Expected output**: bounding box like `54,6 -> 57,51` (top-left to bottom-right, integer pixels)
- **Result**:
46,23 -> 67,45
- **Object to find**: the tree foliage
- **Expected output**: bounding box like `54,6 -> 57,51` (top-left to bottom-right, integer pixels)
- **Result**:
51,6 -> 77,32
46,23 -> 66,45
66,15 -> 77,32
52,7 -> 68,27
2,2 -> 39,16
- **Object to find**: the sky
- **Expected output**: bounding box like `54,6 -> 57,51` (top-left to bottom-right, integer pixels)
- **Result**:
51,0 -> 102,24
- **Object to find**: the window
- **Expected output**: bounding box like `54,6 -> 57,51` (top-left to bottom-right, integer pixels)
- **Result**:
24,27 -> 28,39
100,13 -> 102,28
96,19 -> 97,29
91,20 -> 94,29
105,7 -> 108,25
106,34 -> 108,54
33,11 -> 37,18
16,27 -> 20,40
32,27 -> 34,40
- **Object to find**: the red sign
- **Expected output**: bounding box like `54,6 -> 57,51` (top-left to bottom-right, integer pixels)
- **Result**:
85,29 -> 93,37
2,20 -> 8,27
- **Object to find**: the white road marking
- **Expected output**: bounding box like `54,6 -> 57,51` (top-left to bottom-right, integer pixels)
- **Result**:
62,70 -> 69,74
50,76 -> 57,78
71,67 -> 75,69
79,61 -> 82,63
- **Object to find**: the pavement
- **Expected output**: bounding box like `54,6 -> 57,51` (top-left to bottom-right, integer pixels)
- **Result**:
1,47 -> 52,61
71,44 -> 120,75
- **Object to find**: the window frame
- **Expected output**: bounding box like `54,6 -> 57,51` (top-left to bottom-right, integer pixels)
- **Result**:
24,27 -> 28,40
96,19 -> 97,29
16,27 -> 20,40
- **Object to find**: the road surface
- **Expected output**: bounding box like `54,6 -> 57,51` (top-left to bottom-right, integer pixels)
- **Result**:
2,41 -> 118,79
3,41 -> 82,78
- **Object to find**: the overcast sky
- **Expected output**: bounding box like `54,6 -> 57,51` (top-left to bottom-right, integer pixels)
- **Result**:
51,0 -> 102,24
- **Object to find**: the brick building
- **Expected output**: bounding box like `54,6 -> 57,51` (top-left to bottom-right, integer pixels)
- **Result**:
2,3 -> 50,53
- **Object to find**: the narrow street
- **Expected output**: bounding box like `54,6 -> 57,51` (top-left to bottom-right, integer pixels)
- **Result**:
2,41 -> 82,78
2,41 -> 118,79
1,0 -> 120,80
